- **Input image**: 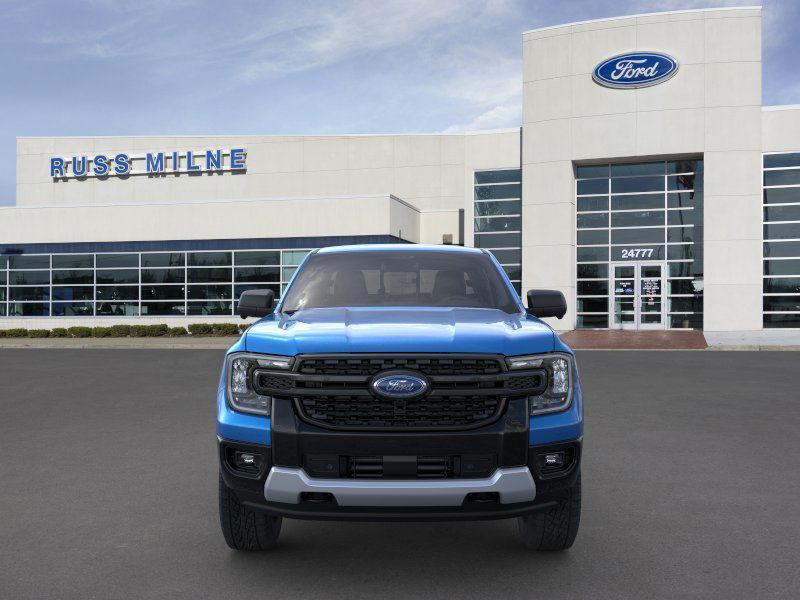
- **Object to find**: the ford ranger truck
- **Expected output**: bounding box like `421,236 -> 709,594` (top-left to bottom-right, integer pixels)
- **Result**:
217,244 -> 582,551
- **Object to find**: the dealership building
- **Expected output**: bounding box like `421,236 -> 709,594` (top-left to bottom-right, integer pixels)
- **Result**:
2,6 -> 800,333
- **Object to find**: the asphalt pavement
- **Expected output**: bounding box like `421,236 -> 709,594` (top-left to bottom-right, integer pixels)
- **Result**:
0,349 -> 798,599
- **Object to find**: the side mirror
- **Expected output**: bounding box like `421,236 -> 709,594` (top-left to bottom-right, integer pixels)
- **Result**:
526,289 -> 567,319
238,289 -> 275,319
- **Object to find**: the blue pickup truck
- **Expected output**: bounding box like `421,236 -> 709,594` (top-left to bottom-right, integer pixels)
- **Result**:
217,244 -> 583,551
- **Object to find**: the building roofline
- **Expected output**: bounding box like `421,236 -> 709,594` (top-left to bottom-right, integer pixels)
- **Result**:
763,104 -> 800,112
522,5 -> 761,36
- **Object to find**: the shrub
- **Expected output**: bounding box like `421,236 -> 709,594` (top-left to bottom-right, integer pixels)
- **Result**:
50,328 -> 69,338
238,323 -> 249,333
146,324 -> 169,337
130,325 -> 149,337
0,330 -> 6,338
167,326 -> 188,336
109,324 -> 132,337
188,323 -> 214,336
28,329 -> 51,338
92,327 -> 113,338
212,323 -> 240,336
5,328 -> 29,337
67,326 -> 92,338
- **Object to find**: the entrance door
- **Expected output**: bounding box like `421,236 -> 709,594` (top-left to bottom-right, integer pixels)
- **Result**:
610,262 -> 666,330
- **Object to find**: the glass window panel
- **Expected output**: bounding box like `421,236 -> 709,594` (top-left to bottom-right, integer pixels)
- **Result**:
763,278 -> 800,294
763,241 -> 800,258
577,197 -> 608,212
611,194 -> 664,210
667,174 -> 700,191
53,286 -> 94,301
668,279 -> 703,295
667,227 -> 694,243
0,272 -> 5,286
474,216 -> 521,232
96,254 -> 137,268
576,179 -> 608,195
140,302 -> 186,316
52,254 -> 93,269
577,281 -> 608,295
764,170 -> 800,187
668,262 -> 695,277
764,223 -> 800,240
52,270 -> 93,284
764,259 -> 800,276
577,230 -> 608,245
611,176 -> 663,194
577,246 -> 609,262
141,285 -> 185,300
611,210 -> 665,228
96,302 -> 139,316
577,314 -> 608,328
187,301 -> 233,316
577,213 -> 608,229
486,249 -> 521,264
763,296 -> 800,312
52,302 -> 93,316
577,298 -> 608,312
0,304 -> 5,315
474,184 -> 521,200
234,283 -> 280,299
141,268 -> 185,284
96,269 -> 138,284
667,209 -> 698,226
669,297 -> 702,312
10,287 -> 50,301
96,286 -> 138,301
9,255 -> 49,269
763,187 -> 800,204
282,250 -> 311,266
0,255 -> 6,269
667,245 -> 694,261
764,205 -> 800,223
474,232 -> 521,248
764,314 -> 800,328
141,253 -> 185,268
474,170 -> 520,184
234,266 -> 280,282
234,251 -> 280,266
670,314 -> 703,329
511,281 -> 522,296
282,267 -> 298,281
764,153 -> 800,169
577,264 -> 608,279
10,271 -> 50,285
667,191 -> 702,209
187,285 -> 232,300
667,160 -> 702,174
187,267 -> 231,283
474,200 -> 521,217
611,246 -> 665,261
611,162 -> 664,177
611,228 -> 664,244
187,251 -> 231,266
8,302 -> 49,316
502,265 -> 521,281
576,165 -> 608,178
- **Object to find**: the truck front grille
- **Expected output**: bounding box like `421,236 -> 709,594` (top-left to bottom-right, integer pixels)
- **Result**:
252,353 -> 547,431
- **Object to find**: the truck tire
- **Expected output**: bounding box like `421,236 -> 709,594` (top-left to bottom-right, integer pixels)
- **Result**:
517,472 -> 581,551
219,473 -> 282,550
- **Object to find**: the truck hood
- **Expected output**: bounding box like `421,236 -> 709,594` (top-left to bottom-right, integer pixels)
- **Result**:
244,307 -> 556,356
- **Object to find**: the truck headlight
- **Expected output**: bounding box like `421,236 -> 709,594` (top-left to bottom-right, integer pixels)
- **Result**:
225,353 -> 293,415
507,353 -> 574,415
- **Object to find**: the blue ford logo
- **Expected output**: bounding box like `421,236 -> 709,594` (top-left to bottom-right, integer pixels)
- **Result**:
370,373 -> 429,399
593,52 -> 678,89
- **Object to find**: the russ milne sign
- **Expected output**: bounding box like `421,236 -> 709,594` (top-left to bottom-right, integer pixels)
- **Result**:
593,52 -> 678,89
50,148 -> 246,179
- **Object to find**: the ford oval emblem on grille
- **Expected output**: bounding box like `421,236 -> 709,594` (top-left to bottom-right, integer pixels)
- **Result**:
370,372 -> 429,399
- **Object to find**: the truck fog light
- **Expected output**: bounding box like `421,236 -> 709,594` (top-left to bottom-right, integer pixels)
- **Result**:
543,452 -> 565,468
234,451 -> 261,473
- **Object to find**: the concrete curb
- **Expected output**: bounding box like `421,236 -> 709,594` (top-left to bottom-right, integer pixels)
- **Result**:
0,337 -> 239,349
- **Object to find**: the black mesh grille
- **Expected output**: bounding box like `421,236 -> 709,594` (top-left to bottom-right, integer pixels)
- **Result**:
296,356 -> 502,376
255,373 -> 293,391
298,396 -> 501,429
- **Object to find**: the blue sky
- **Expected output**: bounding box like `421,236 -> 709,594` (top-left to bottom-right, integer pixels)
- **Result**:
1,0 -> 798,206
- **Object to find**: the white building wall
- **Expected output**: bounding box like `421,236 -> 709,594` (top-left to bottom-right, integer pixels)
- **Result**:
521,7 -> 764,331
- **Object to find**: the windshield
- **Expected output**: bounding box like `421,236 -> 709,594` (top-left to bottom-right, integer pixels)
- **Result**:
280,250 -> 520,313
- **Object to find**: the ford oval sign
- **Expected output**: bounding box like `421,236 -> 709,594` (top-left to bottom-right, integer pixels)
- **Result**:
593,52 -> 678,89
370,373 -> 429,399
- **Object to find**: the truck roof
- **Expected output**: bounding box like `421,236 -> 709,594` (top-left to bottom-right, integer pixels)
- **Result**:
316,244 -> 485,255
